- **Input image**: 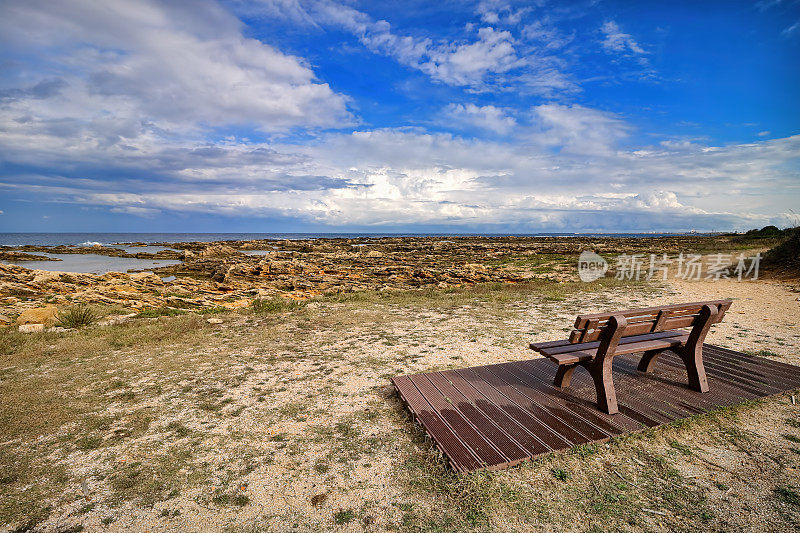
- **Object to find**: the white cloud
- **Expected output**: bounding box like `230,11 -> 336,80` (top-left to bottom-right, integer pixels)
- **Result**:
758,130 -> 771,137
3,105 -> 798,231
475,1 -> 529,26
0,0 -> 352,134
528,104 -> 630,155
243,0 -> 574,93
782,20 -> 800,37
325,2 -> 526,89
600,21 -> 646,56
443,104 -> 517,134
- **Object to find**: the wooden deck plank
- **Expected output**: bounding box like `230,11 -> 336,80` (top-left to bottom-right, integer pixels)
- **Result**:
410,373 -> 509,468
393,344 -> 800,472
391,375 -> 482,472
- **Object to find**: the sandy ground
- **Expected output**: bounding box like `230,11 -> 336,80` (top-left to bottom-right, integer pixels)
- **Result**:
2,277 -> 800,532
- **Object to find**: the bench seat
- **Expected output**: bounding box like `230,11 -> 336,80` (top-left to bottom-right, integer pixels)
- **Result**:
531,330 -> 689,364
541,333 -> 689,365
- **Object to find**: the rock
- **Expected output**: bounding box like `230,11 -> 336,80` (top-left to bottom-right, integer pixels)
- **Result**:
221,298 -> 250,309
207,317 -> 223,324
96,313 -> 137,326
16,305 -> 59,326
32,270 -> 63,283
0,314 -> 11,325
19,323 -> 45,333
129,272 -> 163,284
200,245 -> 239,258
365,250 -> 384,258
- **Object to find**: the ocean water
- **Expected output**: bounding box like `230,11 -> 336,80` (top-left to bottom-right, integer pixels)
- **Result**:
0,252 -> 181,275
0,232 -> 686,247
0,232 -> 689,274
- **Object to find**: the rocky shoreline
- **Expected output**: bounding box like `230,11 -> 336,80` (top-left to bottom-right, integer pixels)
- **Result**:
0,234 -> 765,324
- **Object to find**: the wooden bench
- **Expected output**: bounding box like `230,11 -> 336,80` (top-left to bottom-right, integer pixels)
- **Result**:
530,300 -> 733,414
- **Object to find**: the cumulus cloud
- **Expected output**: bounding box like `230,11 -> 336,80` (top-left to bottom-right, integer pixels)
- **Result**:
315,2 -> 526,88
3,102 -> 798,230
0,0 -> 352,134
442,104 -> 517,134
241,0 -> 575,93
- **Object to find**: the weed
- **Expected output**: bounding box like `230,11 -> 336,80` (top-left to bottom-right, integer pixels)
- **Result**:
551,468 -> 570,481
775,486 -> 800,507
251,297 -> 304,314
136,307 -> 186,318
669,441 -> 693,455
57,304 -> 97,328
333,509 -> 355,524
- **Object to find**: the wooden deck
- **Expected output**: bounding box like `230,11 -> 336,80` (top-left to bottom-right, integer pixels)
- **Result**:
392,344 -> 800,472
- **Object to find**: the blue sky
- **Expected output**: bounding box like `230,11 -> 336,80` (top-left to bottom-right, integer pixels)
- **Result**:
0,0 -> 798,233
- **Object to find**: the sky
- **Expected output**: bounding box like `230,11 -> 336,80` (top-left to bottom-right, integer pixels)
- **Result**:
0,0 -> 798,233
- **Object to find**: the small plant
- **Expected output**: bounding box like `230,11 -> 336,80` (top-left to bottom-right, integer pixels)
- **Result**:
56,304 -> 97,328
669,440 -> 693,455
136,307 -> 186,318
334,509 -> 355,524
775,486 -> 800,507
785,418 -> 800,428
251,297 -> 304,314
551,468 -> 570,481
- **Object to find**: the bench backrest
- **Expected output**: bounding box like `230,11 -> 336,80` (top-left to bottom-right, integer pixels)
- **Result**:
569,300 -> 733,343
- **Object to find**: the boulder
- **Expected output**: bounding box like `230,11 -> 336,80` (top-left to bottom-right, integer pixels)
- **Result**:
200,245 -> 239,258
19,323 -> 45,333
16,305 -> 59,326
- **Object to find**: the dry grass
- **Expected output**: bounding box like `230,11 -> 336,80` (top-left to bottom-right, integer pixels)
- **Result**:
1,278 -> 799,531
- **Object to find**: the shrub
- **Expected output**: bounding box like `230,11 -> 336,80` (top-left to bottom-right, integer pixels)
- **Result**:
56,304 -> 97,328
764,226 -> 800,273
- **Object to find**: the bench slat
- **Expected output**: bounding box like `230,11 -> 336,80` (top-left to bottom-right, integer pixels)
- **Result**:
569,300 -> 732,343
573,300 -> 732,328
531,330 -> 685,355
541,334 -> 688,365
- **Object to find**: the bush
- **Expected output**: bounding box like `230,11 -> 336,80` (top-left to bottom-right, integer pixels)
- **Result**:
763,226 -> 800,272
250,297 -> 304,314
56,304 -> 97,328
742,225 -> 785,239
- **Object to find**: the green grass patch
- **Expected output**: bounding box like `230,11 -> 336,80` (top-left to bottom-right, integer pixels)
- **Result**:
251,297 -> 305,314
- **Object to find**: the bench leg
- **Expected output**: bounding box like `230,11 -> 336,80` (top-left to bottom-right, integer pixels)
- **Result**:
553,364 -> 577,388
588,361 -> 618,415
637,349 -> 665,373
677,303 -> 716,393
678,346 -> 709,393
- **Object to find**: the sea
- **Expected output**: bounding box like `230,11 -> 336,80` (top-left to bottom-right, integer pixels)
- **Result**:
0,232 -> 690,275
